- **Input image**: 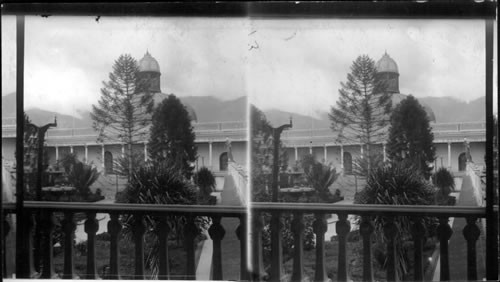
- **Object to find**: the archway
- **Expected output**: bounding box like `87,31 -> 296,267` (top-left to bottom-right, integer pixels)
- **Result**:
219,152 -> 228,171
343,152 -> 352,175
104,151 -> 113,174
458,152 -> 467,171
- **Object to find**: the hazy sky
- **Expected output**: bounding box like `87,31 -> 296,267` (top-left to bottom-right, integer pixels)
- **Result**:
2,16 -> 496,118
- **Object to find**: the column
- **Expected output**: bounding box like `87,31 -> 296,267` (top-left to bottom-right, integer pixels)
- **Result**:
309,146 -> 313,154
447,142 -> 451,169
121,144 -> 125,158
383,143 -> 387,162
143,142 -> 148,162
294,147 -> 298,162
70,146 -> 73,154
209,142 -> 213,168
323,145 -> 327,163
340,145 -> 344,170
101,144 -> 105,170
55,146 -> 59,162
360,144 -> 364,158
84,144 -> 88,164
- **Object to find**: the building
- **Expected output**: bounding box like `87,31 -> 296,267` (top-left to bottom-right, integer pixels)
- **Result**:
279,52 -> 485,174
1,52 -> 247,175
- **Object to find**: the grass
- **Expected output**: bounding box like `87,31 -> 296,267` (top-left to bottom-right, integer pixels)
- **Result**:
53,233 -> 205,279
281,233 -> 438,282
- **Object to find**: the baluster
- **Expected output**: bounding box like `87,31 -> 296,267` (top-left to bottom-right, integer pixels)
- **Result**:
85,212 -> 99,279
209,215 -> 226,280
462,217 -> 480,281
61,211 -> 76,279
269,212 -> 283,282
158,217 -> 170,280
383,217 -> 398,282
437,217 -> 452,281
336,213 -> 351,282
184,215 -> 197,280
291,212 -> 304,282
3,215 -> 11,278
313,213 -> 328,282
236,215 -> 249,281
132,214 -> 146,280
107,213 -> 122,279
251,212 -> 266,281
360,216 -> 374,282
40,210 -> 56,278
411,219 -> 425,281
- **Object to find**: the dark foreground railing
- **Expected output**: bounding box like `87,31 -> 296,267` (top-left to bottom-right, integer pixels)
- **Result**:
2,202 -> 493,281
251,203 -> 488,282
3,202 -> 248,280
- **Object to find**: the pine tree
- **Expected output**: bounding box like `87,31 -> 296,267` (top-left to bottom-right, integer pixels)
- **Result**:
387,95 -> 436,178
329,55 -> 392,167
149,94 -> 197,178
91,54 -> 154,181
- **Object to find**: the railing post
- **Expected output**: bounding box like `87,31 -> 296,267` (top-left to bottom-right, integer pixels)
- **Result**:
85,212 -> 99,279
184,215 -> 197,280
437,216 -> 453,281
411,219 -> 425,282
270,212 -> 284,282
360,216 -> 374,282
40,210 -> 56,278
236,215 -> 249,281
383,217 -> 398,282
3,216 -> 10,278
209,215 -> 226,280
251,212 -> 266,281
291,212 -> 304,282
132,214 -> 146,280
336,213 -> 350,282
61,211 -> 76,279
107,213 -> 122,279
462,217 -> 480,281
158,217 -> 170,280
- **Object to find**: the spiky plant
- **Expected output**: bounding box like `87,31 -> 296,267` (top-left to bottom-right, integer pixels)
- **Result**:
354,161 -> 437,280
194,167 -> 216,204
60,153 -> 100,199
305,162 -> 339,199
118,160 -> 207,278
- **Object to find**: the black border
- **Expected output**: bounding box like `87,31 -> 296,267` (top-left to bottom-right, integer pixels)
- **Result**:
1,1 -> 497,18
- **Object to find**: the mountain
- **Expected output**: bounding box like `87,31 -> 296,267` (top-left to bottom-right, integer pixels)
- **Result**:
260,95 -> 486,128
1,92 -> 247,127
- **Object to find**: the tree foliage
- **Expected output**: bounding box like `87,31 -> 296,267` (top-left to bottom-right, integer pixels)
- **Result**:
149,94 -> 197,179
329,55 -> 392,164
250,105 -> 289,202
432,167 -> 455,205
387,95 -> 435,178
59,153 -> 101,200
91,54 -> 154,180
305,162 -> 339,199
194,167 -> 216,204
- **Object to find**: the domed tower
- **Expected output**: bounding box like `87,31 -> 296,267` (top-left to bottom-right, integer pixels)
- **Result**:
138,51 -> 161,93
375,51 -> 400,94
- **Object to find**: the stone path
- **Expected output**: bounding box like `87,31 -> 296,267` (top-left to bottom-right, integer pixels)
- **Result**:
433,175 -> 486,281
197,174 -> 243,280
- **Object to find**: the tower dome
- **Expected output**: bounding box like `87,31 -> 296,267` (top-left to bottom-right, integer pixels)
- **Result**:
375,52 -> 400,94
376,52 -> 399,73
139,51 -> 161,73
138,51 -> 161,93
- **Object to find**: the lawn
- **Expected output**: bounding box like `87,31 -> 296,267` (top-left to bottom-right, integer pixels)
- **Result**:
53,233 -> 205,280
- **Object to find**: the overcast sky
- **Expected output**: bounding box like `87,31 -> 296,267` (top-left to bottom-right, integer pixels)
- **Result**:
2,16 -> 496,118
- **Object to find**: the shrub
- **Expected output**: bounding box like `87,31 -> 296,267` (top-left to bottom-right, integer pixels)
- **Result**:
59,153 -> 100,200
354,161 -> 437,280
305,162 -> 339,199
432,167 -> 455,205
194,167 -> 216,204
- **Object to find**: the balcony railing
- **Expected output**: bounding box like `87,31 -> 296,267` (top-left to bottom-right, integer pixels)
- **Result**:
250,203 -> 489,282
3,202 -> 248,280
3,201 -> 493,281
